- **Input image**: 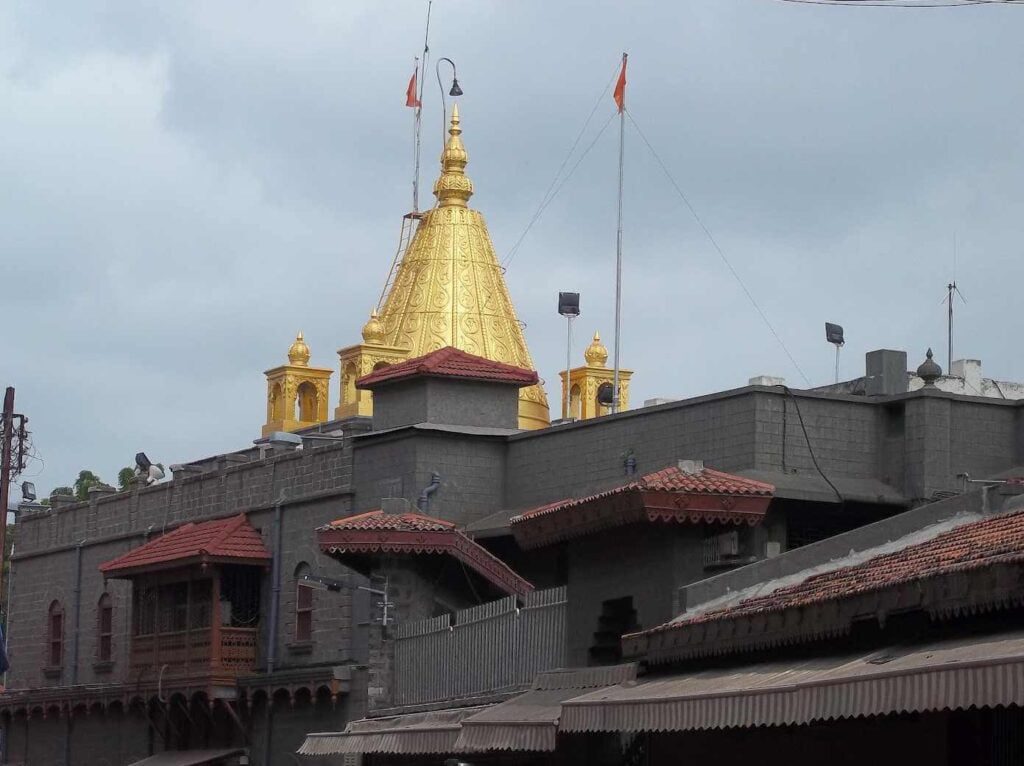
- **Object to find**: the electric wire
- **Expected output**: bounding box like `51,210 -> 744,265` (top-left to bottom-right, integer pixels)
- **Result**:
783,386 -> 844,503
503,111 -> 617,269
625,109 -> 812,387
503,64 -> 622,268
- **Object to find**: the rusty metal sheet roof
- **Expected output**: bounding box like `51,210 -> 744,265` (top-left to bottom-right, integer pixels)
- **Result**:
561,629 -> 1024,733
297,705 -> 490,756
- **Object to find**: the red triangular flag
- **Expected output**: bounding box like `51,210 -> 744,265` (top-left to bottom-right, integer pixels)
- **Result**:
406,68 -> 421,108
613,54 -> 627,113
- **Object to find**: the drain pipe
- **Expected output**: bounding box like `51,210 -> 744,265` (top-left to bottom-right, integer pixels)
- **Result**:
262,494 -> 285,766
416,473 -> 442,513
64,540 -> 85,765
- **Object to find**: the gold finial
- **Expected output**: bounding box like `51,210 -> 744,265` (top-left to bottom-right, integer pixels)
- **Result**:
584,331 -> 608,367
433,102 -> 474,207
361,309 -> 386,345
288,331 -> 311,366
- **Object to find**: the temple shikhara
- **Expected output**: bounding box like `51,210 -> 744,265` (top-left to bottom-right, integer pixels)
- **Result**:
7,65 -> 1024,766
265,103 -> 557,435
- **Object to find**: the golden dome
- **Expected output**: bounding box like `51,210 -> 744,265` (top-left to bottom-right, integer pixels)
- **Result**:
375,103 -> 550,429
361,310 -> 386,345
584,332 -> 608,367
288,331 -> 311,366
433,103 -> 474,208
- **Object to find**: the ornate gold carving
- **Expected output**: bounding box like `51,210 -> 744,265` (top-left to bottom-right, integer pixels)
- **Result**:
558,329 -> 632,421
262,334 -> 333,437
374,105 -> 550,429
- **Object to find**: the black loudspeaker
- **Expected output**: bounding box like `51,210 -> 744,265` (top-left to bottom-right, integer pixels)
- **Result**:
558,292 -> 580,317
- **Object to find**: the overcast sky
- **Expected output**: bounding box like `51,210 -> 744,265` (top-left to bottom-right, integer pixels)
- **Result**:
3,1 -> 1023,498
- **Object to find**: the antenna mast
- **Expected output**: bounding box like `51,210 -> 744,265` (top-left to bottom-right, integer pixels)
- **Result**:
944,280 -> 966,372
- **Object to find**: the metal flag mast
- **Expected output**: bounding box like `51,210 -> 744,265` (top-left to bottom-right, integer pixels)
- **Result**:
412,1 -> 432,213
612,52 -> 627,414
377,2 -> 432,312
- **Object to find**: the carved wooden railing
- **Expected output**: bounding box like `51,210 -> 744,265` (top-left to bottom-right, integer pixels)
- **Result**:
130,626 -> 258,683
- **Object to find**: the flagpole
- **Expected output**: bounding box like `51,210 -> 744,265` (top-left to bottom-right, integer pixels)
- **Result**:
413,57 -> 422,212
413,0 -> 433,213
612,52 -> 627,414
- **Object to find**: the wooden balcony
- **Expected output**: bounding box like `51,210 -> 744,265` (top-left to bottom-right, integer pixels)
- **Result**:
130,626 -> 259,688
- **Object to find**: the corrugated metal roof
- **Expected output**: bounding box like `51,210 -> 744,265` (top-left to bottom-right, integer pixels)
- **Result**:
297,706 -> 490,756
455,664 -> 638,752
128,749 -> 245,766
562,629 -> 1024,733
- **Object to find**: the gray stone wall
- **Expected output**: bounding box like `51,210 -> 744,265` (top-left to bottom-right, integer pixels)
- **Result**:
6,439 -> 356,692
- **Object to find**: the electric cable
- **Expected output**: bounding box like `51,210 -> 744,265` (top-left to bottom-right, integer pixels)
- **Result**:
626,109 -> 812,387
782,386 -> 844,503
504,63 -> 622,268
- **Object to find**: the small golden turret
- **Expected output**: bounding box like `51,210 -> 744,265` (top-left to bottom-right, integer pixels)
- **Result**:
361,310 -> 386,345
584,332 -> 609,368
559,330 -> 632,421
288,331 -> 311,366
262,332 -> 333,437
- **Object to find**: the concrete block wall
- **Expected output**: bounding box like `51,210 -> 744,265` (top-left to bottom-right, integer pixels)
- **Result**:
753,391 -> 880,479
505,391 -> 761,510
352,431 -> 506,526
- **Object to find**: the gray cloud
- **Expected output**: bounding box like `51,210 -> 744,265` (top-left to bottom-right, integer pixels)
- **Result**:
3,0 -> 1022,497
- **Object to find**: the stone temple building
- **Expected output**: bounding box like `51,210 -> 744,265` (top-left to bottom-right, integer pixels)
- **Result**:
3,104 -> 1024,766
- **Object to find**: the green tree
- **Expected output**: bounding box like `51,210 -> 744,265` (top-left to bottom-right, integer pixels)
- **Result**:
49,486 -> 74,499
117,467 -> 135,490
73,470 -> 103,501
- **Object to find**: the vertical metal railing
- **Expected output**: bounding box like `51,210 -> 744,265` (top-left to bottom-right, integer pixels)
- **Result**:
392,586 -> 567,706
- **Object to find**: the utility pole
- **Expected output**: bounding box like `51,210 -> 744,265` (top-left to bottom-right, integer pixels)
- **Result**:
0,387 -> 15,604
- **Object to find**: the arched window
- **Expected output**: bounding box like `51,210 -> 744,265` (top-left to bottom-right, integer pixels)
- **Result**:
296,382 -> 318,422
294,563 -> 313,643
47,601 -> 64,668
270,382 -> 285,421
570,384 -> 582,420
343,362 -> 358,405
97,593 -> 113,663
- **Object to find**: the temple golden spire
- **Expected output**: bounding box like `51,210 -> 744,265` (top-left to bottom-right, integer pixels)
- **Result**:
371,104 -> 551,429
433,103 -> 474,208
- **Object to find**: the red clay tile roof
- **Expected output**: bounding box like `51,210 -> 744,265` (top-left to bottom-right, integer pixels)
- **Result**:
643,507 -> 1024,638
510,465 -> 774,548
318,510 -> 534,598
322,510 -> 456,533
99,514 -> 270,577
356,346 -> 538,389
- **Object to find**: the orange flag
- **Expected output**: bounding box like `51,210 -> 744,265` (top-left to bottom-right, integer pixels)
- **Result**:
613,54 -> 628,113
406,68 -> 421,108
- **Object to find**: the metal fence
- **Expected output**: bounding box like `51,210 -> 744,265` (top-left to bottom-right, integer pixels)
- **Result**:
392,586 -> 567,706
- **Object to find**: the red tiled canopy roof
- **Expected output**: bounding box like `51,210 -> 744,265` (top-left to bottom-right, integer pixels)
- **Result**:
644,508 -> 1024,637
99,514 -> 270,578
356,346 -> 539,389
510,464 -> 775,549
318,510 -> 534,599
